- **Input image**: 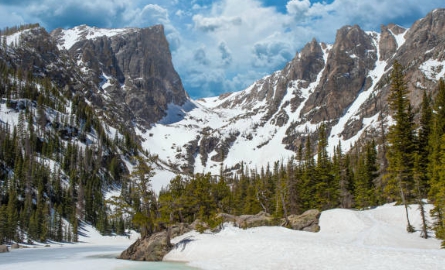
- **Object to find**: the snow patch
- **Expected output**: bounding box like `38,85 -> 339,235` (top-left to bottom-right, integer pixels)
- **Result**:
419,59 -> 445,81
57,25 -> 136,50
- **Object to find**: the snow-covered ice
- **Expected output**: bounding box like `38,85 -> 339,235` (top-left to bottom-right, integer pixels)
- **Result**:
0,223 -> 193,269
165,203 -> 444,270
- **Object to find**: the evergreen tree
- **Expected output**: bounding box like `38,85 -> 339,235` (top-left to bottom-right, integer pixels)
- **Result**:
130,156 -> 156,238
384,60 -> 416,232
429,79 -> 445,246
315,123 -> 337,209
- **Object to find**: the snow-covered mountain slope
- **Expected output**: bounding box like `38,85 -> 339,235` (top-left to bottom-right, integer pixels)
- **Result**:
52,25 -> 138,50
136,9 -> 445,178
165,203 -> 443,269
2,9 -> 445,187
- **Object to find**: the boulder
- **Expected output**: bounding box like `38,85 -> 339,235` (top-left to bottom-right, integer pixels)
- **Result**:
287,209 -> 321,232
119,223 -> 190,261
0,245 -> 9,253
11,243 -> 20,249
217,211 -> 281,229
237,211 -> 281,228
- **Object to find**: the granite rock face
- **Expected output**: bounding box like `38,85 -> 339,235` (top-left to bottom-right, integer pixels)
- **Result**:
51,25 -> 188,127
118,223 -> 191,261
287,209 -> 321,232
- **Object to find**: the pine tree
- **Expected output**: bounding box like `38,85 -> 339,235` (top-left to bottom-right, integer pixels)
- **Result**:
428,79 -> 445,246
384,60 -> 416,232
315,123 -> 337,210
130,156 -> 156,238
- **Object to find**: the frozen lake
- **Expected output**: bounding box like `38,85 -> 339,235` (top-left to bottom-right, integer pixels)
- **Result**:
0,245 -> 196,270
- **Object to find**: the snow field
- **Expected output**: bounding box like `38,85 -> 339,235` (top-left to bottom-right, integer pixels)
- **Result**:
165,203 -> 444,270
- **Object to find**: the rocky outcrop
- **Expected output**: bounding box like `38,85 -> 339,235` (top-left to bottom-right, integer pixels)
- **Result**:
217,212 -> 281,228
379,24 -> 405,61
119,223 -> 191,261
301,25 -> 377,124
287,209 -> 321,232
121,210 -> 320,261
217,210 -> 320,232
52,25 -> 188,127
0,245 -> 8,253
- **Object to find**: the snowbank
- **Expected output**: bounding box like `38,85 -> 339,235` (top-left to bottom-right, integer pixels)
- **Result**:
165,203 -> 444,270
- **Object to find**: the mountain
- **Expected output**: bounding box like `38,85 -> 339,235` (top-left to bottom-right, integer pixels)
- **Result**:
0,23 -> 188,242
1,8 -> 445,245
144,8 -> 445,176
50,24 -> 188,128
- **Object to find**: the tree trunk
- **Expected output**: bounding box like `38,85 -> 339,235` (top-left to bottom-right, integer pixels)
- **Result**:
399,179 -> 415,233
166,226 -> 172,248
281,192 -> 289,226
418,199 -> 429,239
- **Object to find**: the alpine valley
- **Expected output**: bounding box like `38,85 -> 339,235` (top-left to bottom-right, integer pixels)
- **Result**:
1,6 -> 445,254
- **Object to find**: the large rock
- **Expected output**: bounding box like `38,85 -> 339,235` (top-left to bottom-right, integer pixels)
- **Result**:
119,223 -> 190,261
218,210 -> 321,232
0,245 -> 9,253
217,212 -> 281,228
51,25 -> 189,127
237,211 -> 281,228
287,209 -> 321,232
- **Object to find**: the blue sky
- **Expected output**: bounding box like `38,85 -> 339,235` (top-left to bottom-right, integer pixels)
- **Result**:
0,0 -> 443,98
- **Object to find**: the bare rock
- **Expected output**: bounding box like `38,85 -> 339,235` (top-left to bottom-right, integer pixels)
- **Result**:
217,211 -> 281,228
0,245 -> 9,253
51,25 -> 188,128
237,211 -> 281,228
287,209 -> 321,232
11,243 -> 20,249
379,24 -> 405,61
119,223 -> 190,261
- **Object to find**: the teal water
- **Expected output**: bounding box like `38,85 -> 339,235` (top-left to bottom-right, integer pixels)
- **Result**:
114,261 -> 197,270
0,245 -> 197,269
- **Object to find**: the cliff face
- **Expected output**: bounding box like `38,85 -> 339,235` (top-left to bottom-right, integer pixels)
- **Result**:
51,25 -> 188,127
160,9 -> 445,175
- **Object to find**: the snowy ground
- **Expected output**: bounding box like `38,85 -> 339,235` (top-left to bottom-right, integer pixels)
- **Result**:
0,224 -> 193,270
1,204 -> 443,269
165,203 -> 444,270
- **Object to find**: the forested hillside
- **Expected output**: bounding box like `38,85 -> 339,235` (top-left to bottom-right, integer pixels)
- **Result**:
0,24 -> 142,243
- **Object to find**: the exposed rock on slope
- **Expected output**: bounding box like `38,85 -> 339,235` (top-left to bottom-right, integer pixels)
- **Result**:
51,25 -> 188,127
119,224 -> 191,261
144,9 -> 445,176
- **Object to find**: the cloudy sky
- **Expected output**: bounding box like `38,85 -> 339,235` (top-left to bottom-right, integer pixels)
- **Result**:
0,0 -> 443,98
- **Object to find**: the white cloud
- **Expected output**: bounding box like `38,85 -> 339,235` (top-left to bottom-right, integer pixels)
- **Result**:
0,0 -> 443,98
218,41 -> 232,67
194,46 -> 210,66
286,0 -> 311,17
193,15 -> 242,32
129,4 -> 170,28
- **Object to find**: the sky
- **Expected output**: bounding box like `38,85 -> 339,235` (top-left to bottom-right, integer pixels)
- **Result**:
0,0 -> 444,99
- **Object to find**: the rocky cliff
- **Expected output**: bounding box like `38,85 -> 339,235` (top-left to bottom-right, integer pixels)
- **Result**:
144,8 -> 445,176
51,25 -> 188,127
